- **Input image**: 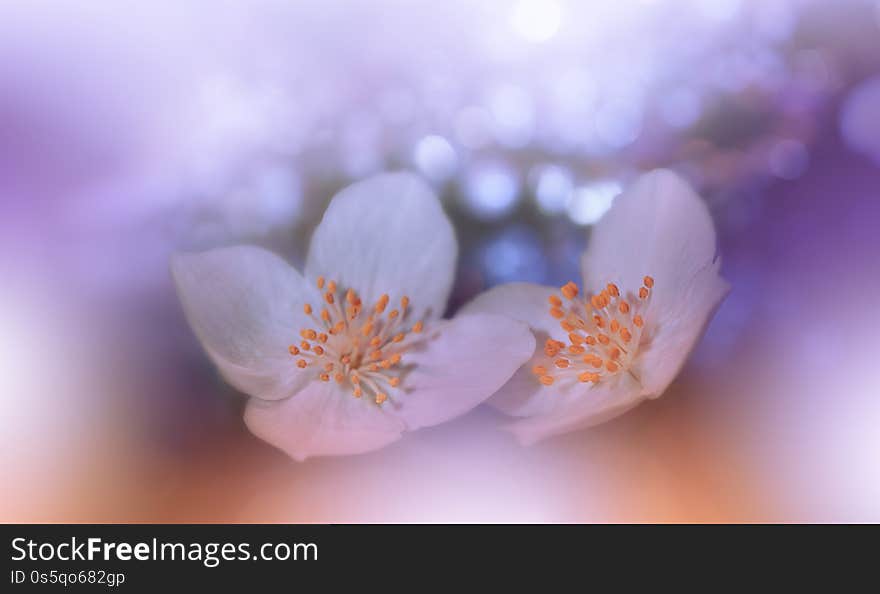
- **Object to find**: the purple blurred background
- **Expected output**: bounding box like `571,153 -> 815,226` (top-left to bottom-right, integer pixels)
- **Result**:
2,0 -> 878,522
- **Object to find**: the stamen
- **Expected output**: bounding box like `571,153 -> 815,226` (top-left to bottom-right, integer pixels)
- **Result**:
534,277 -> 654,390
375,294 -> 389,314
561,282 -> 579,300
291,280 -> 427,404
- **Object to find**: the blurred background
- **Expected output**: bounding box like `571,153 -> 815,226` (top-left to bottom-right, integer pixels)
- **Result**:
1,0 -> 878,522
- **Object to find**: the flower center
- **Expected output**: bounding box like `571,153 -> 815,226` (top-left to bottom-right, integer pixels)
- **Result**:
288,276 -> 424,405
532,276 -> 654,387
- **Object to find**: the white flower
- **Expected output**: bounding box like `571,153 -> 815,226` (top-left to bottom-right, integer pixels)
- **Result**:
462,170 -> 730,445
172,173 -> 534,460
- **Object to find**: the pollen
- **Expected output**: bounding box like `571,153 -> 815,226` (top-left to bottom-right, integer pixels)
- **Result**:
291,279 -> 428,405
531,276 -> 654,391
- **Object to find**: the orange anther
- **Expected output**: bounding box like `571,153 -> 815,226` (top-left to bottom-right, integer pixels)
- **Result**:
549,295 -> 562,307
413,321 -> 424,333
346,288 -> 357,304
288,345 -> 300,356
370,350 -> 383,361
561,282 -> 579,300
555,358 -> 570,369
568,345 -> 585,355
313,346 -> 324,356
609,347 -> 620,360
327,280 -> 337,293
375,393 -> 388,405
586,356 -> 602,369
591,295 -> 604,310
297,359 -> 308,369
370,336 -> 381,347
317,276 -> 325,289
318,333 -> 328,343
325,292 -> 335,304
300,329 -> 317,340
598,334 -> 610,345
639,287 -> 649,299
353,387 -> 362,398
389,309 -> 399,319
569,332 -> 585,345
319,373 -> 330,382
560,320 -> 575,332
351,374 -> 360,385
633,315 -> 644,328
393,333 -> 405,343
620,328 -> 632,343
618,302 -> 630,314
389,377 -> 401,387
643,276 -> 654,288
389,354 -> 402,365
401,296 -> 409,309
607,283 -> 620,297
605,361 -> 619,373
539,375 -> 555,386
321,309 -> 331,322
375,294 -> 389,313
324,363 -> 334,371
593,315 -> 605,328
585,335 -> 597,346
550,308 -> 565,319
335,373 -> 345,384
300,341 -> 311,351
303,303 -> 313,315
532,365 -> 547,375
610,320 -> 620,333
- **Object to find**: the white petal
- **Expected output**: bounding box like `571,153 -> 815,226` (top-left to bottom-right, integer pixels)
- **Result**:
636,260 -> 730,397
387,313 -> 535,430
305,172 -> 457,320
581,169 -> 719,314
505,375 -> 643,446
171,246 -> 314,400
459,282 -> 562,340
244,381 -> 406,461
458,282 -> 569,416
